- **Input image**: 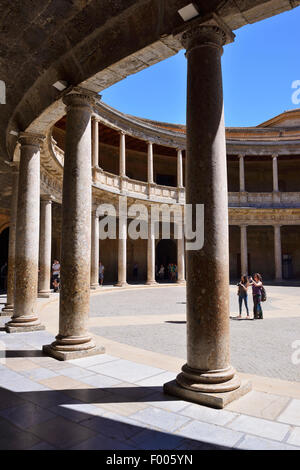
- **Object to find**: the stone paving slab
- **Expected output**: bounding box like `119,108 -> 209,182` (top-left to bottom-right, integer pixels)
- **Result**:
277,399 -> 300,426
0,323 -> 299,449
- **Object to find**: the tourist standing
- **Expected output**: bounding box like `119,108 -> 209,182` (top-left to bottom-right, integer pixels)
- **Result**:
158,265 -> 165,281
237,275 -> 250,319
249,273 -> 263,319
51,259 -> 60,292
99,261 -> 105,286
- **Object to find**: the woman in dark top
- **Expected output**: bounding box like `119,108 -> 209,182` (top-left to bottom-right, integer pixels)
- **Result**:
237,275 -> 250,319
249,273 -> 263,319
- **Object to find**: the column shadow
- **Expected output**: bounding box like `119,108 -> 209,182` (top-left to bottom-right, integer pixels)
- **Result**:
0,386 -> 231,450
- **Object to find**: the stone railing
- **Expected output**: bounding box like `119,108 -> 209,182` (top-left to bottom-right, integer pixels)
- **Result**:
229,192 -> 300,208
50,138 -> 300,208
94,167 -> 184,204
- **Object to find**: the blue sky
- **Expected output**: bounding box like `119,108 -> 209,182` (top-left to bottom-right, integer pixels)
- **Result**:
102,7 -> 300,127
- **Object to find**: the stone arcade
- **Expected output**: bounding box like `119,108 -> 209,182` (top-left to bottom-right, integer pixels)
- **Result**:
0,1 -> 300,410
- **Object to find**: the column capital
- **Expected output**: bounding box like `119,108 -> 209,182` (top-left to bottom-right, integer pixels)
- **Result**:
238,154 -> 245,159
176,14 -> 235,52
120,130 -> 126,136
18,132 -> 45,148
272,153 -> 278,160
40,194 -> 54,204
63,87 -> 100,110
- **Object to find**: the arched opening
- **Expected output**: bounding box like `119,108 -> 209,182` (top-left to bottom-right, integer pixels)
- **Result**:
156,239 -> 177,282
0,227 -> 9,293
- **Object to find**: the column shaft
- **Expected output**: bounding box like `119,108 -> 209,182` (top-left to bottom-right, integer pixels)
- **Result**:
43,91 -> 104,359
164,24 -> 242,401
274,225 -> 282,281
116,208 -> 127,287
177,227 -> 185,284
147,142 -> 154,184
177,149 -> 184,188
38,197 -> 52,296
119,132 -> 126,177
240,225 -> 248,276
272,155 -> 279,192
146,220 -> 156,285
92,118 -> 99,168
6,133 -> 45,332
91,211 -> 100,288
2,167 -> 19,314
239,155 -> 245,192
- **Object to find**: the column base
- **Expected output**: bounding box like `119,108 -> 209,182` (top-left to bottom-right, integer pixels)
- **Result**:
43,343 -> 105,361
176,280 -> 186,285
90,284 -> 102,290
90,284 -> 100,290
164,379 -> 251,409
5,321 -> 45,334
0,305 -> 14,316
38,290 -> 53,298
145,280 -> 158,286
114,282 -> 128,288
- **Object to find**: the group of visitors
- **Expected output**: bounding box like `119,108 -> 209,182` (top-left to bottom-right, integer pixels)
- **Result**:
51,259 -> 60,292
51,260 -> 105,291
237,273 -> 266,320
156,263 -> 178,282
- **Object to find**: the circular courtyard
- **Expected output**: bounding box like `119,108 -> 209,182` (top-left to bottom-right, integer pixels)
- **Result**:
87,285 -> 300,383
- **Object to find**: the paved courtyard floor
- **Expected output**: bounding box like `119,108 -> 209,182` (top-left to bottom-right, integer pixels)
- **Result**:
0,284 -> 299,450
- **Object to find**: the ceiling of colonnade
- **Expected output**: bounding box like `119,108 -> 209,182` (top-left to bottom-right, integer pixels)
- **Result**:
0,0 -> 299,212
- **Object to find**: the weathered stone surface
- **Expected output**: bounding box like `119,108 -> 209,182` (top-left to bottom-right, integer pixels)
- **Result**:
44,90 -> 103,359
6,133 -> 45,332
38,195 -> 53,295
166,22 -> 244,402
164,379 -> 252,409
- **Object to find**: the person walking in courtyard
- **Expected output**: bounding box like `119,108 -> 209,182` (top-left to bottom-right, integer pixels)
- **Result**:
158,265 -> 165,281
237,275 -> 250,319
99,261 -> 105,286
51,259 -> 60,292
249,273 -> 264,319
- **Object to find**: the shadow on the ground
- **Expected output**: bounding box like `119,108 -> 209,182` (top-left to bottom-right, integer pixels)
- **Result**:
165,321 -> 186,324
0,350 -> 44,358
0,386 -> 231,450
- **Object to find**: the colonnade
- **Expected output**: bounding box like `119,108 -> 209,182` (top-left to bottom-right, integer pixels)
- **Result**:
91,117 -> 184,190
238,224 -> 283,280
3,17 -> 252,406
238,153 -> 281,193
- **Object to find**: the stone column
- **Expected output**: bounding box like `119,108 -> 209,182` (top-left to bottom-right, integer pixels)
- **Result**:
38,195 -> 53,298
272,154 -> 279,192
2,165 -> 19,315
119,131 -> 126,177
146,219 -> 157,285
239,154 -> 245,192
43,90 -> 104,360
177,149 -> 184,188
240,225 -> 248,276
164,22 -> 250,408
92,118 -> 99,168
5,133 -> 45,333
115,204 -> 128,287
90,210 -> 100,289
177,225 -> 186,284
274,225 -> 283,281
147,141 -> 154,184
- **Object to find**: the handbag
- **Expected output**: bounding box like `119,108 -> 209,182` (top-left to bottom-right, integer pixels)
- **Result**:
261,285 -> 267,302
